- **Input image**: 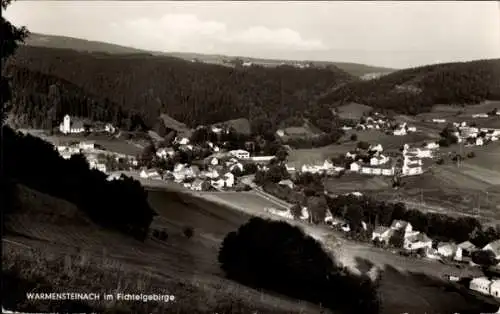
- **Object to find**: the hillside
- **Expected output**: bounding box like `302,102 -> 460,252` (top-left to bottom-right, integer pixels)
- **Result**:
24,33 -> 394,77
319,59 -> 500,115
6,45 -> 355,132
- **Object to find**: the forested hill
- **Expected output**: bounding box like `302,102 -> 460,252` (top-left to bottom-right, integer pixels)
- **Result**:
318,59 -> 500,115
24,33 -> 394,77
6,45 -> 355,131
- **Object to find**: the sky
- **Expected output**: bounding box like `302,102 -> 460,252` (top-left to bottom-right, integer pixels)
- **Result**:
4,1 -> 500,69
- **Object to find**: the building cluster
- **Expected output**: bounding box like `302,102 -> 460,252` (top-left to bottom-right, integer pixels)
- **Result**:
55,140 -> 137,174
59,114 -> 116,135
451,122 -> 500,146
347,144 -> 396,176
392,122 -> 417,136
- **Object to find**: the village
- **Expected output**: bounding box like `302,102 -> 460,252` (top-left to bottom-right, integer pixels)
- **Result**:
52,110 -> 500,300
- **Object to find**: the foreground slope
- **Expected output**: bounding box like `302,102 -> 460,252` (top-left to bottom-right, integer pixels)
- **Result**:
3,184 -> 327,313
24,32 -> 394,77
319,59 -> 500,114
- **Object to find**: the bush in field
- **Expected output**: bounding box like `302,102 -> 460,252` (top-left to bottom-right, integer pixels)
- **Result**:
183,226 -> 194,239
218,217 -> 380,314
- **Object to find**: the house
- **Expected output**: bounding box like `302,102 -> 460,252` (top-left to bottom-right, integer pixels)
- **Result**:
350,162 -> 361,172
105,123 -> 116,134
369,144 -> 384,153
372,226 -> 395,245
361,166 -> 373,175
402,163 -> 423,176
437,242 -> 462,259
404,232 -> 433,251
229,162 -> 244,173
229,149 -> 250,160
265,207 -> 294,220
278,179 -> 295,189
407,126 -> 417,132
393,128 -> 407,136
432,119 -> 446,123
381,166 -> 395,176
472,113 -> 489,118
426,142 -> 440,149
175,137 -> 190,145
469,277 -> 500,297
156,147 -> 175,159
249,156 -> 275,163
276,129 -> 285,137
223,172 -> 235,187
285,164 -> 296,172
458,241 -> 477,258
191,179 -> 211,191
483,239 -> 500,260
79,141 -> 95,150
476,137 -> 484,146
90,162 -> 107,173
390,220 -> 416,238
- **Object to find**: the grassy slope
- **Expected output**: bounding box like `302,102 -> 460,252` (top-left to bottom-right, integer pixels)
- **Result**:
24,32 -> 394,77
4,183 -> 499,313
4,184 -> 326,313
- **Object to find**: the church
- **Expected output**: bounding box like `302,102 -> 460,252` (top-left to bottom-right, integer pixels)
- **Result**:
59,115 -> 85,134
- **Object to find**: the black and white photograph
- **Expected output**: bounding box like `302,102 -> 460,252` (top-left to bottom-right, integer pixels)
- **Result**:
1,1 -> 500,313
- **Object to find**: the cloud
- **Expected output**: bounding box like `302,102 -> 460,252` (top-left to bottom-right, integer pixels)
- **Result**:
117,13 -> 327,52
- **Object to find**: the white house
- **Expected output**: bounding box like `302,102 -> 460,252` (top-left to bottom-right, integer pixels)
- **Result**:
483,239 -> 500,260
457,241 -> 477,259
249,156 -> 275,163
472,113 -> 489,118
407,126 -> 417,132
390,220 -> 418,238
59,115 -> 85,134
276,129 -> 286,137
285,164 -> 296,172
402,164 -> 423,176
476,138 -> 484,146
350,162 -> 361,172
432,119 -> 447,123
393,128 -> 407,136
404,232 -> 433,251
229,149 -> 250,160
175,137 -> 190,145
426,142 -> 440,149
369,144 -> 384,153
469,277 -> 500,298
223,172 -> 235,187
79,141 -> 95,151
372,226 -> 395,245
437,242 -> 462,260
265,207 -> 294,220
278,179 -> 295,189
105,123 -> 116,134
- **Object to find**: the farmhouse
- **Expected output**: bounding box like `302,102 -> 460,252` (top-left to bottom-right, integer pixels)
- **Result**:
390,220 -> 417,238
191,179 -> 211,191
425,142 -> 440,149
59,115 -> 85,134
249,156 -> 275,163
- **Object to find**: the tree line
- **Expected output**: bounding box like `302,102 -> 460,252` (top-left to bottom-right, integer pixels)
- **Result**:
319,59 -> 500,115
6,46 -> 354,134
2,126 -> 156,240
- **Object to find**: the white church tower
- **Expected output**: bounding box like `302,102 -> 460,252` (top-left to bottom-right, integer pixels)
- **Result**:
60,114 -> 71,134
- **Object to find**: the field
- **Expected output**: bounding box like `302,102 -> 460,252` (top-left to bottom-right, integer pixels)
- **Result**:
324,174 -> 391,194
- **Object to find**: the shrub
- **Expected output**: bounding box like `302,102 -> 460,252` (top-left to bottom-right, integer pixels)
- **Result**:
218,217 -> 380,314
183,226 -> 194,239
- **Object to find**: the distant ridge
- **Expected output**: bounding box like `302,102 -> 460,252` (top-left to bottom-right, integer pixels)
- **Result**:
24,32 -> 394,77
